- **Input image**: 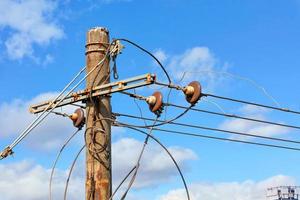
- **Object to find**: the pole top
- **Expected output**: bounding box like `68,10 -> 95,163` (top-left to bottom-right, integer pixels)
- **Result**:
88,27 -> 109,33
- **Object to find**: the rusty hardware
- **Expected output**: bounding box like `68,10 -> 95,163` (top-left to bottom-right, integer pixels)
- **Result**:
147,91 -> 164,117
183,81 -> 202,105
0,146 -> 13,159
110,40 -> 124,57
69,108 -> 86,129
29,74 -> 156,114
117,81 -> 126,89
110,40 -> 124,80
147,74 -> 156,83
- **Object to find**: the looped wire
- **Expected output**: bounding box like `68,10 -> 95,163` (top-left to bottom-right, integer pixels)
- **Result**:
112,56 -> 119,79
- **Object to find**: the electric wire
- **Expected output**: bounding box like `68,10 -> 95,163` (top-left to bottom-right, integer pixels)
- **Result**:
164,87 -> 173,120
49,110 -> 70,118
119,118 -> 158,200
49,128 -> 81,200
114,123 -> 191,200
119,91 -> 194,128
114,38 -> 171,84
108,166 -> 136,200
50,42 -> 111,200
154,81 -> 300,116
135,127 -> 300,152
202,98 -> 226,114
1,43 -> 112,159
71,103 -> 86,109
84,40 -> 114,198
115,113 -> 300,145
0,66 -> 85,158
165,103 -> 300,131
202,93 -> 300,115
63,145 -> 86,200
133,89 -> 148,126
11,59 -> 100,148
176,70 -> 281,107
10,65 -> 85,147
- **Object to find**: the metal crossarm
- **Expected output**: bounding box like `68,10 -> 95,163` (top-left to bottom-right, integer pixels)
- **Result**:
29,73 -> 156,114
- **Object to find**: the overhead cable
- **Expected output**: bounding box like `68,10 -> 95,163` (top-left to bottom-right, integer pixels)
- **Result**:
64,145 -> 86,200
118,125 -> 300,152
165,103 -> 300,131
119,91 -> 193,128
108,166 -> 136,200
0,44 -> 112,159
115,38 -> 171,84
119,118 -> 158,200
49,128 -> 82,200
155,81 -> 300,115
113,123 -> 191,200
202,93 -> 300,115
114,113 -> 300,145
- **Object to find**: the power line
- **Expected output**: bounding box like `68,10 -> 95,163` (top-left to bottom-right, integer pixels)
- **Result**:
49,128 -> 81,200
154,81 -> 300,115
202,93 -> 300,115
165,103 -> 300,131
115,38 -> 171,84
114,124 -> 191,200
114,113 -> 300,145
109,166 -> 136,200
0,42 -> 113,159
119,91 -> 194,128
0,65 -> 85,158
172,70 -> 281,107
119,118 -> 158,200
64,145 -> 85,200
116,125 -> 300,152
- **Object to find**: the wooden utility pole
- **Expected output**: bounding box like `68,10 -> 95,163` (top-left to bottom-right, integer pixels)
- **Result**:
21,26 -> 156,199
85,27 -> 111,200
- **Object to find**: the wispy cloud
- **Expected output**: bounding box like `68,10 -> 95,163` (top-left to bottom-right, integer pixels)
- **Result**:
0,0 -> 64,60
159,175 -> 296,200
219,105 -> 289,140
0,160 -> 84,200
113,138 -> 197,189
0,92 -> 79,151
153,47 -> 229,92
0,136 -> 196,199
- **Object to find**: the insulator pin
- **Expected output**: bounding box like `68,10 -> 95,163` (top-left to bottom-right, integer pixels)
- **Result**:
183,81 -> 202,105
147,91 -> 164,117
69,108 -> 86,129
146,96 -> 157,106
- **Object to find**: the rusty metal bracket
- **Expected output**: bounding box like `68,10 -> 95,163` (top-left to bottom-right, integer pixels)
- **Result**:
0,146 -> 13,160
110,40 -> 124,58
29,73 -> 156,114
110,40 -> 124,79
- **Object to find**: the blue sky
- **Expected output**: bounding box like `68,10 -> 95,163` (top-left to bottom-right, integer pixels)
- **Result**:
0,0 -> 300,199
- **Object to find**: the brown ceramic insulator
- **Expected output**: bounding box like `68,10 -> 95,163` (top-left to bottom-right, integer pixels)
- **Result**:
149,91 -> 163,113
71,108 -> 86,128
185,81 -> 202,105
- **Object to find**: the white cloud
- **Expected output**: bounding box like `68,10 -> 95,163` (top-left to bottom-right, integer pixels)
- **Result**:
0,92 -> 80,151
159,175 -> 297,200
154,47 -> 228,91
1,159 -> 296,200
153,49 -> 168,63
112,138 -> 197,188
0,160 -> 84,200
0,137 -> 196,199
219,105 -> 289,140
0,0 -> 64,60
